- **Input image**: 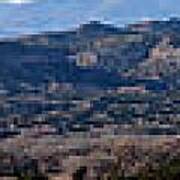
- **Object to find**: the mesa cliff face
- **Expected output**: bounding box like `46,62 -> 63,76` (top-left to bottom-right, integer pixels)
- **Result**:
1,19 -> 180,90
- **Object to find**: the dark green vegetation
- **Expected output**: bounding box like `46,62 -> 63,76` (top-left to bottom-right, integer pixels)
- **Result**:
106,157 -> 180,180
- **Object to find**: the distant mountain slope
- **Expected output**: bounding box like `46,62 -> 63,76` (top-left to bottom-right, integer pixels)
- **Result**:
0,18 -> 180,91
